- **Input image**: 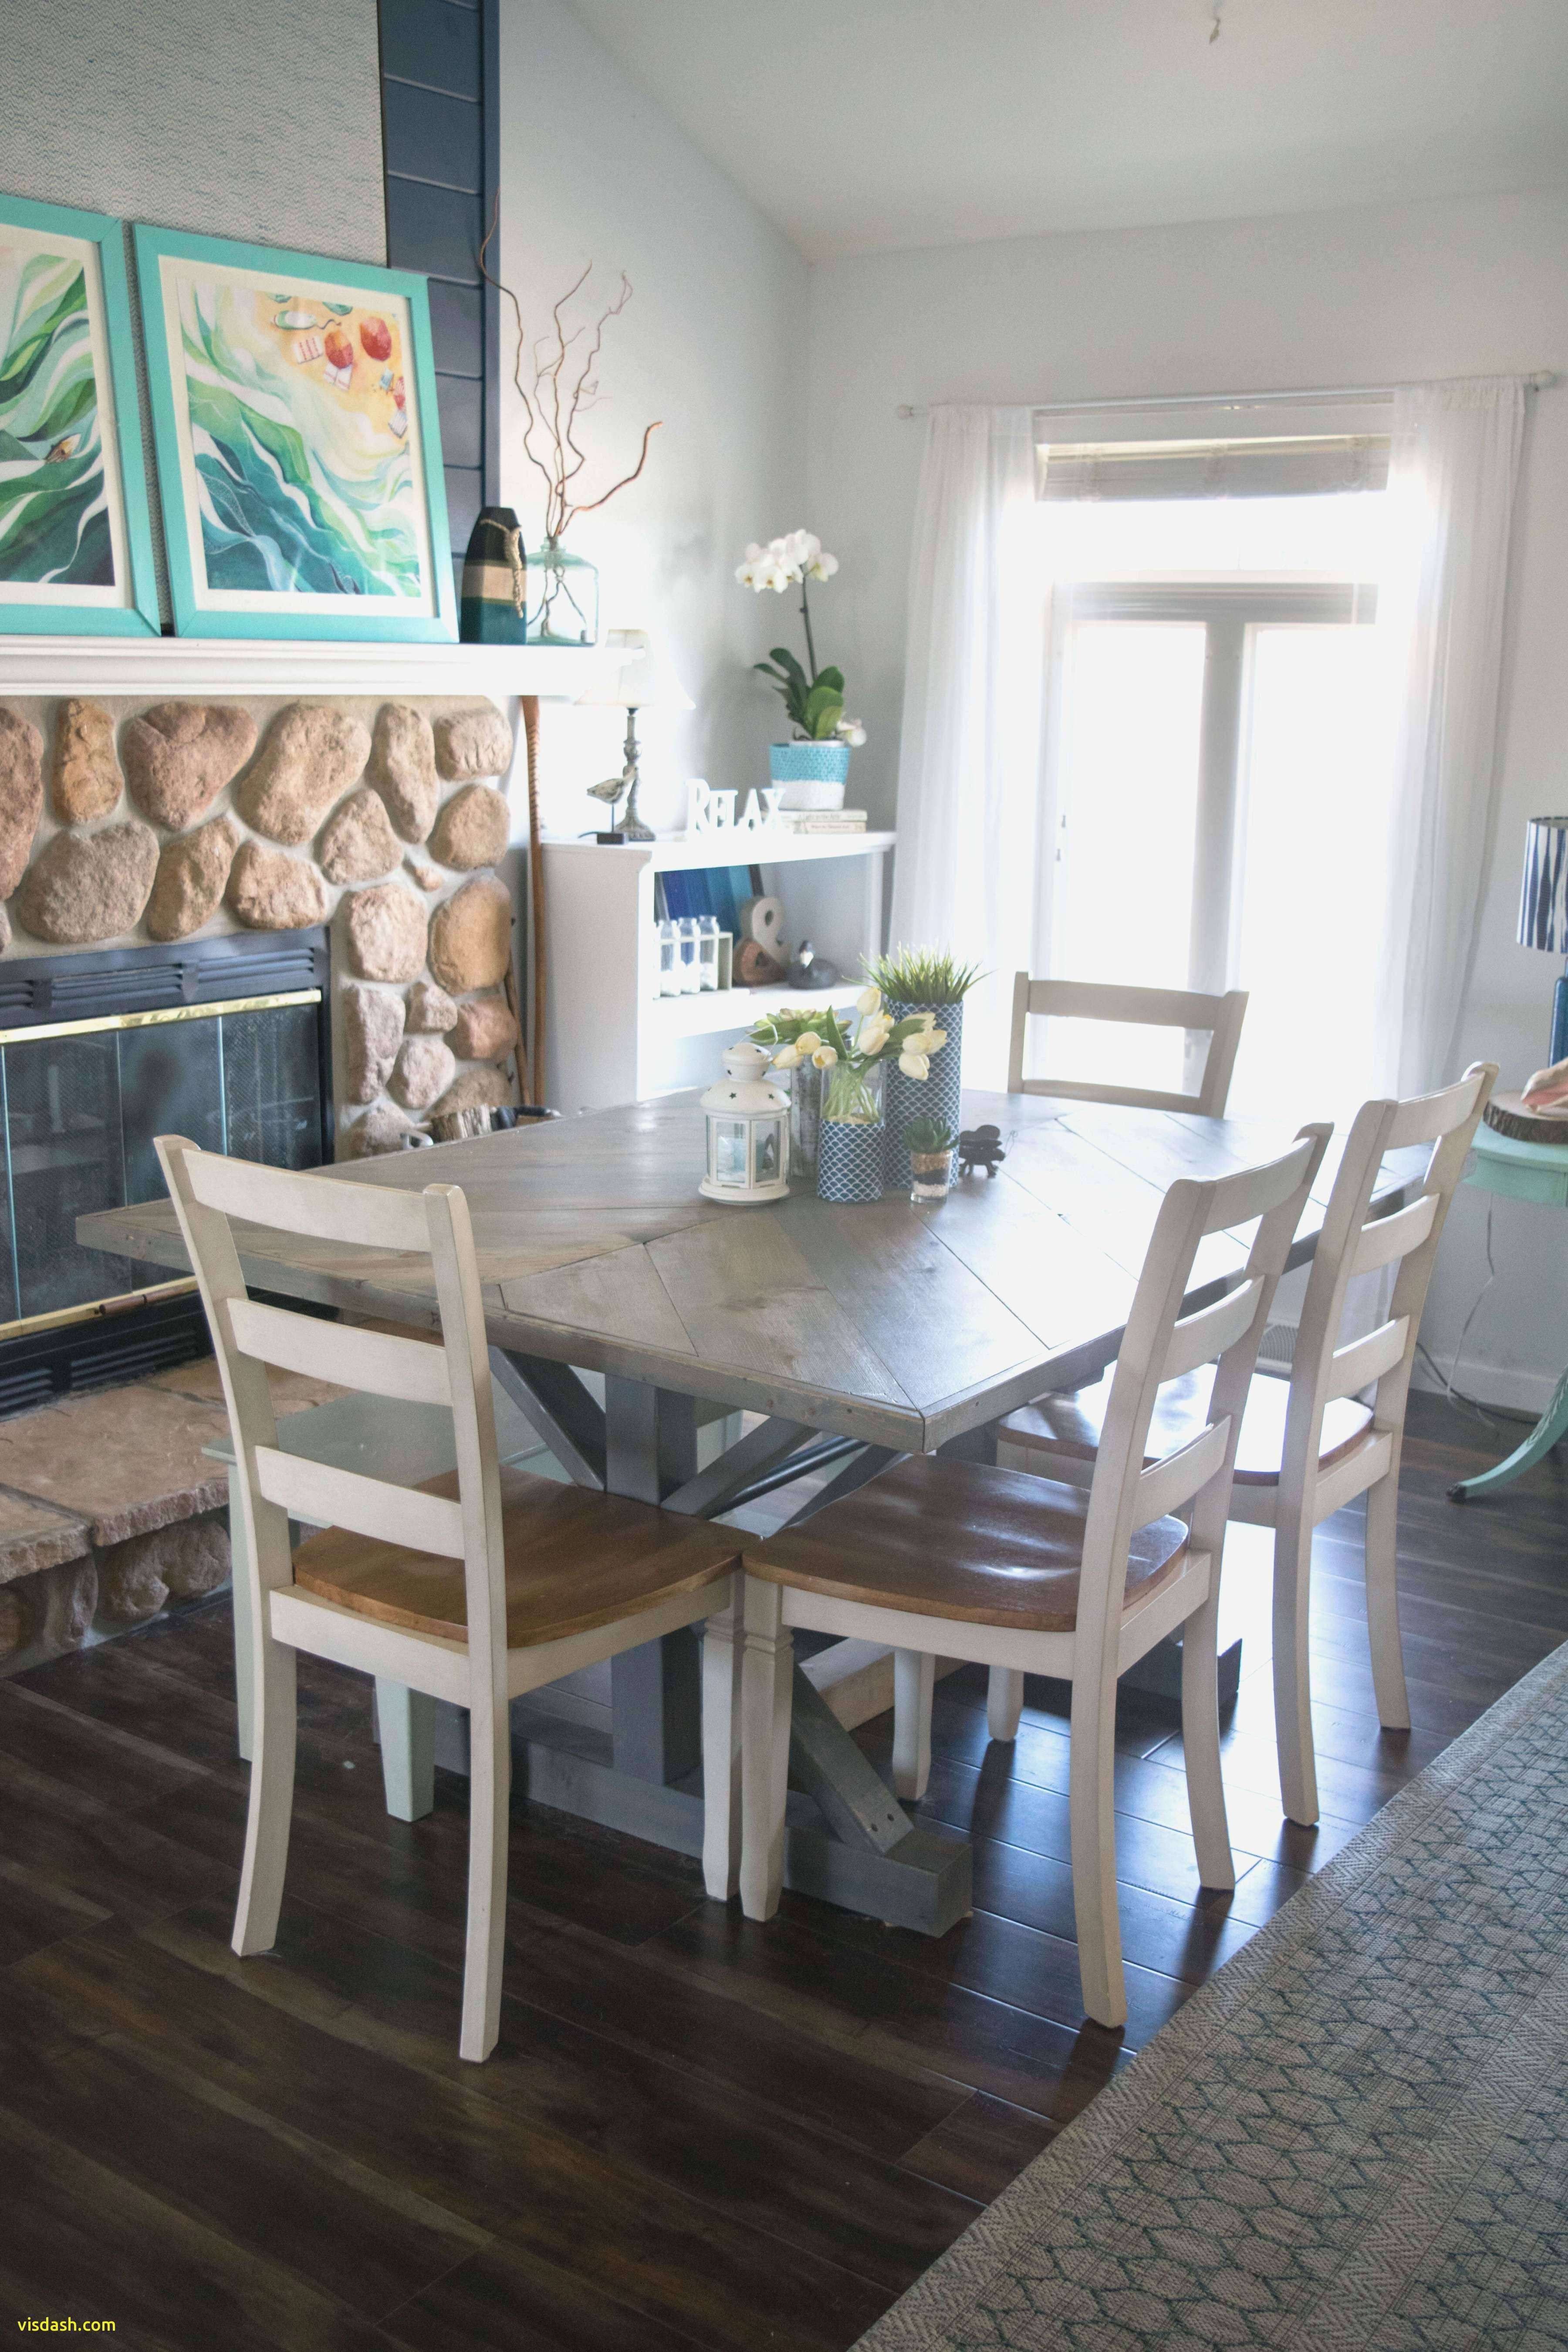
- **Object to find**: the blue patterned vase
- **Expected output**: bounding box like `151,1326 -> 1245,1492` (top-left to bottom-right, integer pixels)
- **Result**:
817,1119 -> 886,1204
817,1060 -> 885,1203
884,1000 -> 964,1192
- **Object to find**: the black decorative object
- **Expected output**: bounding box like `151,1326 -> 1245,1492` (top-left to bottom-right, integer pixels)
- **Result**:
787,939 -> 839,990
459,506 -> 528,644
958,1122 -> 1007,1177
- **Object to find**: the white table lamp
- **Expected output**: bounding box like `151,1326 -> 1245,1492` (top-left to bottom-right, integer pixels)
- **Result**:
578,628 -> 694,841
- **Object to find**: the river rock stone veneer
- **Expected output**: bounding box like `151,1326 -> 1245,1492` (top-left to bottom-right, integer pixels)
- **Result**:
0,694 -> 520,1159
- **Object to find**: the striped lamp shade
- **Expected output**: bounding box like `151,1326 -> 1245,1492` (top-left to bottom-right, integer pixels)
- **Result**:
1519,818 -> 1568,953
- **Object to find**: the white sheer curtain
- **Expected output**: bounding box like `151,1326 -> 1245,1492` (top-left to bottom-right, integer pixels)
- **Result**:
1375,376 -> 1527,1094
891,406 -> 1047,1084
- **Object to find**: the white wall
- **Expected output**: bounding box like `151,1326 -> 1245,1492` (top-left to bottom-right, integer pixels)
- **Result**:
496,0 -> 809,840
806,186 -> 1568,1406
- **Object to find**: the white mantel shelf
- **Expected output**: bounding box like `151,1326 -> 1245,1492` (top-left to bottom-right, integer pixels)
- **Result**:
0,636 -> 601,701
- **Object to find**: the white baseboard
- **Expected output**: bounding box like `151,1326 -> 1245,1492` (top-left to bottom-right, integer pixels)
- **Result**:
1410,1355 -> 1554,1417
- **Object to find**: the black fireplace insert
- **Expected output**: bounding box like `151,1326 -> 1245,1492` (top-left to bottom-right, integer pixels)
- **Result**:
0,927 -> 332,1415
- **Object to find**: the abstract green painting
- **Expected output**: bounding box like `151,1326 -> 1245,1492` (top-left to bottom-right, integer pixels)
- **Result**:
0,196 -> 159,636
133,226 -> 454,642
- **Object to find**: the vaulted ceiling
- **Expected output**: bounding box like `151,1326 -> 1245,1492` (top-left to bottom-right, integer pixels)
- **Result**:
566,0 -> 1568,260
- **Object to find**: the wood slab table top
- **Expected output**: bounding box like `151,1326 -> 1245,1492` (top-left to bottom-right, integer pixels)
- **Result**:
78,1091 -> 1426,1456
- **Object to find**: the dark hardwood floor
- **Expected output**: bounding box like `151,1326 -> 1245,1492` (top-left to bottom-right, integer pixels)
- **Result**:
2,1389 -> 1564,2349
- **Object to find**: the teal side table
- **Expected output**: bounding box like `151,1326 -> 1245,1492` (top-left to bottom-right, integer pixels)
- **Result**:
1448,1120 -> 1568,1501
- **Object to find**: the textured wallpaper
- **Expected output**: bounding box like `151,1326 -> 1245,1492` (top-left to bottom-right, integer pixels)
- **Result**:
0,0 -> 387,618
0,0 -> 385,260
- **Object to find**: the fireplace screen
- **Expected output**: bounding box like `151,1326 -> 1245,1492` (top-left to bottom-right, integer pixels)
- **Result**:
0,996 -> 325,1330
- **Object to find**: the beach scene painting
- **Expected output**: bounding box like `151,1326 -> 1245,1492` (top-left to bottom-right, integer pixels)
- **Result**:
135,227 -> 453,641
0,197 -> 159,635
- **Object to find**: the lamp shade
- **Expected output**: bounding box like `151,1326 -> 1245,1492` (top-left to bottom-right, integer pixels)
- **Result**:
1519,818 -> 1568,952
577,627 -> 694,713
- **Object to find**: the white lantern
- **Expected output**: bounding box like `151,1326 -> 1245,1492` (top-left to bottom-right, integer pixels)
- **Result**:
700,1040 -> 790,1204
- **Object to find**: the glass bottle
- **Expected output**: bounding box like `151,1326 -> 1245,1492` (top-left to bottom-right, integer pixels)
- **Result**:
657,919 -> 679,996
696,916 -> 720,991
677,918 -> 701,994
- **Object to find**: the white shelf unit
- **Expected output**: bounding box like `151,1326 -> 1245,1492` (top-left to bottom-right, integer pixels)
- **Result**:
541,830 -> 896,1112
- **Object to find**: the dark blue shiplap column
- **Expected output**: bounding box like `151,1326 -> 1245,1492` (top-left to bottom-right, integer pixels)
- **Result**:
378,0 -> 500,571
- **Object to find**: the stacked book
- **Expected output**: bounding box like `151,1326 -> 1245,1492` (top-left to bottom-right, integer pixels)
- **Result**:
774,808 -> 869,834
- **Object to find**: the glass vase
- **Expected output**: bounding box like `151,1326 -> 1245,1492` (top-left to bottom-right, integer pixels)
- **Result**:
788,1060 -> 822,1179
884,1000 -> 964,1191
818,1060 -> 885,1205
524,536 -> 599,646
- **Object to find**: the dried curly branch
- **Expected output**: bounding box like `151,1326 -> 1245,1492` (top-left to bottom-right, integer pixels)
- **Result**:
478,201 -> 661,541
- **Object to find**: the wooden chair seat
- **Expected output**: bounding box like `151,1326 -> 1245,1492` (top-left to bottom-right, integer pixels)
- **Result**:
294,1464 -> 740,1646
999,1369 -> 1374,1485
743,1454 -> 1189,1632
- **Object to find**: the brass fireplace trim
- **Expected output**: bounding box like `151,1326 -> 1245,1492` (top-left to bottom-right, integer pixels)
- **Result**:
0,1276 -> 199,1345
0,987 -> 322,1050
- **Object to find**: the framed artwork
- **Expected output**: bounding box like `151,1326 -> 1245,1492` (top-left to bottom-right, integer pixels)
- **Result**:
0,194 -> 160,636
132,226 -> 455,642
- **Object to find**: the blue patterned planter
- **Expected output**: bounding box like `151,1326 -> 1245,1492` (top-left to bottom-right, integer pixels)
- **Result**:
769,741 -> 852,786
884,1000 -> 964,1192
817,1119 -> 886,1204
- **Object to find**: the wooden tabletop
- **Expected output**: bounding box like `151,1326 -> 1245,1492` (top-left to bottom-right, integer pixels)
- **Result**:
78,1092 -> 1425,1455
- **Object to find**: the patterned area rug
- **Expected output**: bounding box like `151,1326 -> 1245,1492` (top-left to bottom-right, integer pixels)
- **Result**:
857,1639 -> 1568,2350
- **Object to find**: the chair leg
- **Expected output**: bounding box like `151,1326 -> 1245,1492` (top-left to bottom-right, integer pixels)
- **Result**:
700,1578 -> 743,1900
1068,1667 -> 1125,2029
375,1682 -> 436,1822
232,1611 -> 297,1958
459,1688 -> 511,2064
740,1578 -> 793,1922
1365,1471 -> 1411,1732
1180,1590 -> 1234,1891
892,1648 -> 935,1800
1272,1510 -> 1320,1827
987,1665 -> 1025,1742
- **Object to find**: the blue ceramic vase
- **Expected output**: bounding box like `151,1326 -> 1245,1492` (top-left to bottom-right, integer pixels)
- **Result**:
883,1000 -> 964,1192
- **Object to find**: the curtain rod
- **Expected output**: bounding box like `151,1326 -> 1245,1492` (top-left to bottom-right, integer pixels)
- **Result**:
894,371 -> 1558,419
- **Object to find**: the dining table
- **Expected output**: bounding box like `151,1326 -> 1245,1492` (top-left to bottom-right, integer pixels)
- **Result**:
78,1085 -> 1426,1935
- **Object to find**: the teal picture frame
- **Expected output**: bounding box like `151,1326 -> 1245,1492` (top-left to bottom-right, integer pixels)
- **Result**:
0,193 -> 160,637
132,224 -> 456,643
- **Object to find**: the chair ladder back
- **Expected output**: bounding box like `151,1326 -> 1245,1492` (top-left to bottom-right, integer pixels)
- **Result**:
158,1137 -> 296,1626
1281,1064 -> 1497,1497
1075,1127 -> 1326,1652
1183,1128 -> 1330,1561
156,1138 -> 507,1693
1005,971 -> 1250,1115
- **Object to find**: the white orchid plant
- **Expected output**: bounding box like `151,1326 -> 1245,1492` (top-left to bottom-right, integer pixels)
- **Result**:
752,989 -> 946,1125
736,529 -> 866,746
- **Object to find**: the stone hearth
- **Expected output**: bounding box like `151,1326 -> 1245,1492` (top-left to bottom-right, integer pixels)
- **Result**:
0,1361 -> 345,1671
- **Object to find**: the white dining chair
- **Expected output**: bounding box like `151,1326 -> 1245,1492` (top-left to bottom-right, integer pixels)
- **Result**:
1007,973 -> 1249,1116
157,1136 -> 744,2062
738,1129 -> 1326,2030
996,1064 -> 1497,1825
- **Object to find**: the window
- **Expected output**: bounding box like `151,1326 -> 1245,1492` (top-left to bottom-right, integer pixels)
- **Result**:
1033,433 -> 1395,1115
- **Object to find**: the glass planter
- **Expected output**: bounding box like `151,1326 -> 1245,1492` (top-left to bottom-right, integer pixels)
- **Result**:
524,536 -> 599,646
818,1060 -> 885,1204
788,1059 -> 823,1179
909,1149 -> 954,1203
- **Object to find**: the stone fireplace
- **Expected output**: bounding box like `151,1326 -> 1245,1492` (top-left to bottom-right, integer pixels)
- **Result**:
0,635 -> 582,1672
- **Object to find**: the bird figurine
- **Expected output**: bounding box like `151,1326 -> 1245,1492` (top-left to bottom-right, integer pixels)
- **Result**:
587,767 -> 634,837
